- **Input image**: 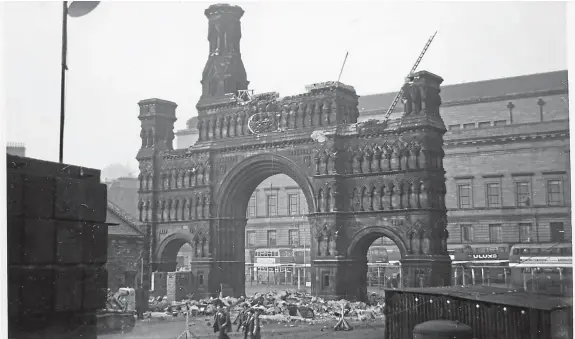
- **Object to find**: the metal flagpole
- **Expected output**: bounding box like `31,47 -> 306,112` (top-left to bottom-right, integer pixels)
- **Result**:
59,1 -> 69,163
58,1 -> 100,163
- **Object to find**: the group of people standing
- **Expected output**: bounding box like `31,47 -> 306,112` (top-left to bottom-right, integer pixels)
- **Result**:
213,301 -> 261,339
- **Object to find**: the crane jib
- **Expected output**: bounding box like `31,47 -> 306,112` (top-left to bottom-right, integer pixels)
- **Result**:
383,32 -> 437,122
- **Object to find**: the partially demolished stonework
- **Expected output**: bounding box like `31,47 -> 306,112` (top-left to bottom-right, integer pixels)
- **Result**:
136,3 -> 451,301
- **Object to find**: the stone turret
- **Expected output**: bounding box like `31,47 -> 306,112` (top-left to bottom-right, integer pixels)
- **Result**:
197,4 -> 249,110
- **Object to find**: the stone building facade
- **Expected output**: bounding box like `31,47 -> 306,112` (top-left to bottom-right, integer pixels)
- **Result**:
175,70 -> 570,254
105,201 -> 144,291
137,3 -> 452,300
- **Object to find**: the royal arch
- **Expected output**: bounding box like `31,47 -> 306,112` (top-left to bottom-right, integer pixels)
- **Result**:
136,3 -> 451,301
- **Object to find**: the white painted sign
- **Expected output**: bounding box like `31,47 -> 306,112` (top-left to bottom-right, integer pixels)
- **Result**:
256,258 -> 276,264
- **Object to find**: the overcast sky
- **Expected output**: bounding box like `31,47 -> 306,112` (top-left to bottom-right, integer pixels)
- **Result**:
3,1 -> 569,172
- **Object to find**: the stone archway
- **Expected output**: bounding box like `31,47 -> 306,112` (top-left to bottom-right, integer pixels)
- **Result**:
347,225 -> 409,259
136,1 -> 451,302
345,226 -> 408,301
156,232 -> 194,272
216,153 -> 316,218
210,153 -> 316,297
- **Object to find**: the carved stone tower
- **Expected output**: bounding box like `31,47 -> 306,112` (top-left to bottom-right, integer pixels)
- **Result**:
136,98 -> 178,274
197,4 -> 249,109
137,99 -> 178,156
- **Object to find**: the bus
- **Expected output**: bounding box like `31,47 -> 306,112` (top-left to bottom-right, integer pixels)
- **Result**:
509,243 -> 573,296
253,248 -> 295,284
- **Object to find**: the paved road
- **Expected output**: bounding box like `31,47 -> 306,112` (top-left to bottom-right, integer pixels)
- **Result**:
100,317 -> 385,339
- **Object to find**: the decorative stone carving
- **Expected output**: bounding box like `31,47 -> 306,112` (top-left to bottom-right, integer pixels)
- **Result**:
409,181 -> 419,208
330,188 -> 337,211
390,145 -> 401,171
421,230 -> 431,255
204,195 -> 210,218
381,146 -> 391,171
190,196 -> 197,219
163,199 -> 169,221
180,199 -> 187,221
400,146 -> 409,170
290,103 -> 298,129
327,148 -> 337,174
298,102 -> 306,127
391,182 -> 400,209
419,180 -> 429,209
418,144 -> 428,169
380,184 -> 390,210
173,199 -> 179,220
305,102 -> 313,126
195,195 -> 202,219
322,100 -> 331,125
317,189 -> 324,213
314,101 -> 322,126
360,186 -> 369,211
248,111 -> 277,134
370,186 -> 378,211
313,154 -> 321,175
280,105 -> 289,129
362,146 -> 372,173
402,182 -> 410,209
197,166 -> 204,185
204,164 -> 211,184
144,200 -> 150,221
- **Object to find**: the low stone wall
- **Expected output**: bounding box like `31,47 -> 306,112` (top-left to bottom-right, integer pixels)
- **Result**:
7,155 -> 108,339
152,272 -> 168,297
167,271 -> 194,302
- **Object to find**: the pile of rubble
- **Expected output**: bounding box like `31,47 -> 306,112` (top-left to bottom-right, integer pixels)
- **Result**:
145,290 -> 385,325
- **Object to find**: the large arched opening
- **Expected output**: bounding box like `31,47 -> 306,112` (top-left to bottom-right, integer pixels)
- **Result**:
347,226 -> 408,301
155,232 -> 196,272
215,153 -> 316,296
216,154 -> 315,218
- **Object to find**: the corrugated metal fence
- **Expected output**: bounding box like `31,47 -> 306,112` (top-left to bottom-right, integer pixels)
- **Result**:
385,287 -> 572,339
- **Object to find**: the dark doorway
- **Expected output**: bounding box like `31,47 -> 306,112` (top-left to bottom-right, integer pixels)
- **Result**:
550,222 -> 565,242
124,270 -> 137,288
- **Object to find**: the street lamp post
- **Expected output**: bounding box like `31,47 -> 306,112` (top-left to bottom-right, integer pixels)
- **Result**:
59,1 -> 100,163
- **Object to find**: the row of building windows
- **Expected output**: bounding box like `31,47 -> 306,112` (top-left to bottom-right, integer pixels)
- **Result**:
247,192 -> 304,218
248,180 -> 565,215
459,222 -> 565,243
245,228 -> 397,248
246,229 -> 302,247
456,179 -> 564,209
448,120 -> 508,131
245,221 -> 566,248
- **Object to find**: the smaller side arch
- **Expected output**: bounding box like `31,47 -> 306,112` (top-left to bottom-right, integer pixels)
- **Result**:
155,232 -> 194,266
347,226 -> 408,260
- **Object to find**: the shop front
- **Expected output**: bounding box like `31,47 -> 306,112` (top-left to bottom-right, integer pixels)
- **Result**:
452,249 -> 510,286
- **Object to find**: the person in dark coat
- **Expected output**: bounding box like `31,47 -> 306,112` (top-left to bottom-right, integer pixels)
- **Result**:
213,301 -> 232,339
233,304 -> 250,337
246,308 -> 261,339
135,288 -> 145,320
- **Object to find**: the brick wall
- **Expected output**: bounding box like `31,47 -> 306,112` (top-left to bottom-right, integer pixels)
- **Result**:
7,155 -> 108,339
106,236 -> 143,292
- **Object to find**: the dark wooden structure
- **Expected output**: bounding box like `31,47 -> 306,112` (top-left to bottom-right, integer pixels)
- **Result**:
385,286 -> 573,339
136,3 -> 450,301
